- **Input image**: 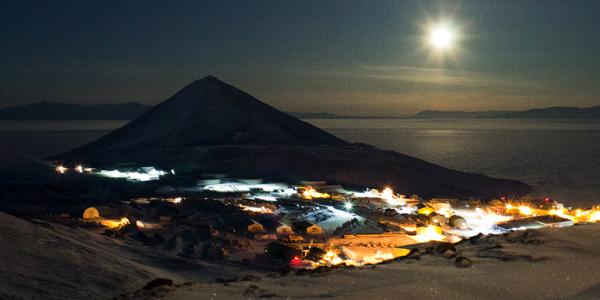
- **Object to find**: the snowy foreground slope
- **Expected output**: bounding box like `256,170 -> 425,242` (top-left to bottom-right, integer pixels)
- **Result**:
123,224 -> 600,300
53,76 -> 531,199
3,209 -> 599,300
0,212 -> 245,300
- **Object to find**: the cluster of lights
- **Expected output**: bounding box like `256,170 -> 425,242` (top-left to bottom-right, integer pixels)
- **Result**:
55,164 -> 92,174
301,186 -> 331,200
56,163 -> 171,182
99,217 -> 130,229
165,197 -> 183,204
299,200 -> 600,269
411,225 -> 447,243
351,187 -> 408,206
56,160 -> 598,269
239,204 -> 274,214
547,206 -> 600,223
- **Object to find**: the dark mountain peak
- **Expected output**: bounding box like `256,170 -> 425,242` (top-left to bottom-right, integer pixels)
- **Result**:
35,100 -> 54,105
183,75 -> 227,89
170,75 -> 239,104
198,74 -> 223,83
55,78 -> 348,157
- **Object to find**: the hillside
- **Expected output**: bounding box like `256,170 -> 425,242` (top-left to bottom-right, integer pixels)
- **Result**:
0,101 -> 150,120
53,76 -> 531,199
0,211 -> 244,299
0,142 -> 55,181
0,211 -> 154,299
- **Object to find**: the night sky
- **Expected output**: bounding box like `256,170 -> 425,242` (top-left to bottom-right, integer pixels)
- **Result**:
2,0 -> 600,116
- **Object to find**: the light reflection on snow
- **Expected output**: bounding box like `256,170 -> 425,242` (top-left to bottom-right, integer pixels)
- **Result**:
304,204 -> 364,232
97,167 -> 167,181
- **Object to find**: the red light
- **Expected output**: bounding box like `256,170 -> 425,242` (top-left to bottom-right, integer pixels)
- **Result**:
290,256 -> 301,265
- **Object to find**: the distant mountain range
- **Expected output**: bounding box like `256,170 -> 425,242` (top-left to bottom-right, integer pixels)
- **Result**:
0,101 -> 151,120
289,112 -> 406,119
413,106 -> 600,119
287,112 -> 344,119
4,101 -> 596,121
0,103 -> 350,120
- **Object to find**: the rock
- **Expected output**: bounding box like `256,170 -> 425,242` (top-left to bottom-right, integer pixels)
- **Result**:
384,208 -> 399,217
163,235 -> 178,250
244,284 -> 259,295
182,240 -> 204,257
215,277 -> 238,283
295,268 -> 311,276
231,239 -> 243,249
306,266 -> 333,277
241,274 -> 262,282
477,249 -> 546,262
142,278 -> 173,290
202,241 -> 228,260
477,249 -> 515,261
121,223 -> 139,235
132,232 -> 153,245
133,232 -> 165,246
468,233 -> 485,244
506,230 -> 543,245
455,256 -> 472,268
153,233 -> 166,244
436,243 -> 457,259
405,248 -> 421,260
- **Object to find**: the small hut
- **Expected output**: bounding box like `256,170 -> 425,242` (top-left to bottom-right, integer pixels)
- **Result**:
82,207 -> 100,219
247,221 -> 265,233
293,221 -> 323,235
306,224 -> 322,235
276,223 -> 294,235
226,215 -> 266,235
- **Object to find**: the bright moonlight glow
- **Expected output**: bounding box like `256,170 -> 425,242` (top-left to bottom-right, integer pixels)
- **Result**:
429,25 -> 454,50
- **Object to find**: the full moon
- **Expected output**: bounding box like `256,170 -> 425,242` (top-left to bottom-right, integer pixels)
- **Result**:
429,25 -> 455,50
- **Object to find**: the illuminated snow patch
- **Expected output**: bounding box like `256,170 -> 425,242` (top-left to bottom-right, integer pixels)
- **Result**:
201,181 -> 295,197
305,205 -> 364,232
97,167 -> 167,181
